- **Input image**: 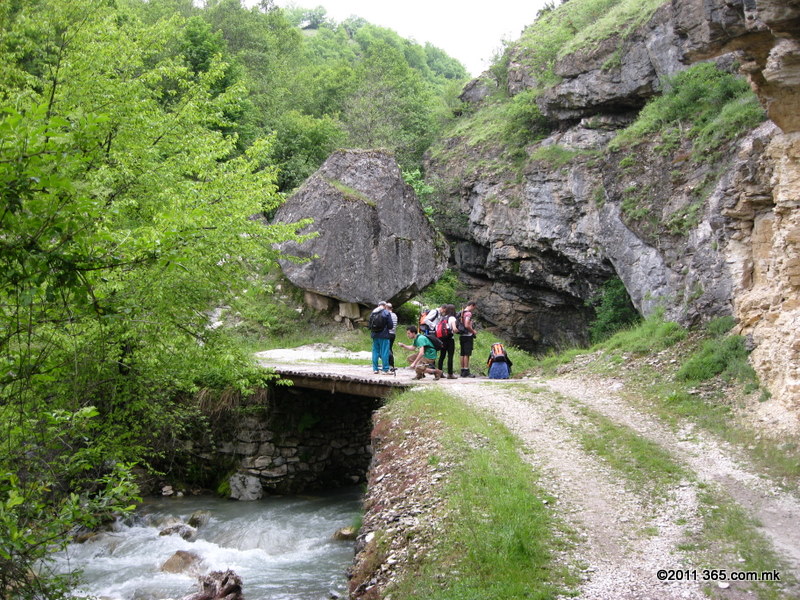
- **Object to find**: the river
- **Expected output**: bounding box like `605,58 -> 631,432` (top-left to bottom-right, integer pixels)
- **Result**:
51,487 -> 362,600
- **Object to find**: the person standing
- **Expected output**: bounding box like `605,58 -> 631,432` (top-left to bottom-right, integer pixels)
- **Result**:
386,302 -> 399,371
459,301 -> 478,378
436,304 -> 458,379
422,305 -> 444,335
369,301 -> 392,374
398,326 -> 442,380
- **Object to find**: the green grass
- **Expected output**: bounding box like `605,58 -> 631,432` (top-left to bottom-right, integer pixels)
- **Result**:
694,490 -> 794,600
597,313 -> 687,354
384,388 -> 578,599
574,404 -> 691,494
609,62 -> 765,160
515,0 -> 664,86
676,334 -> 756,385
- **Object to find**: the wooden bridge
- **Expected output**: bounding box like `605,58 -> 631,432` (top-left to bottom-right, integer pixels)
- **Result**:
254,346 -> 494,398
261,362 -> 411,398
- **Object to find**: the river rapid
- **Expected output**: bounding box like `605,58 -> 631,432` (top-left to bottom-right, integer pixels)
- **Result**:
52,488 -> 362,600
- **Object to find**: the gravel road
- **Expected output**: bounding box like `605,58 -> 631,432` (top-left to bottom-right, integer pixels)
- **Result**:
454,375 -> 800,600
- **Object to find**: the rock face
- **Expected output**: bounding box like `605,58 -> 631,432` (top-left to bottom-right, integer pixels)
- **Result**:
275,149 -> 448,307
427,0 -> 800,411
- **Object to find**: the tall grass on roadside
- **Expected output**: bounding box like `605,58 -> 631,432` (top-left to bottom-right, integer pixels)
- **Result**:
533,313 -> 687,374
385,389 -> 577,599
675,317 -> 757,388
598,312 -> 687,354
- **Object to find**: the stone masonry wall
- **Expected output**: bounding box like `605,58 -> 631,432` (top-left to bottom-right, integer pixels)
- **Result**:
194,386 -> 381,499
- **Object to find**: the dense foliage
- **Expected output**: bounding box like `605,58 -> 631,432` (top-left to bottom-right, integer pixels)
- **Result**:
0,0 -> 467,595
587,277 -> 641,343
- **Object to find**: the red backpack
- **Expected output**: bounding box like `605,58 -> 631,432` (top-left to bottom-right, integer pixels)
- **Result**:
435,318 -> 452,338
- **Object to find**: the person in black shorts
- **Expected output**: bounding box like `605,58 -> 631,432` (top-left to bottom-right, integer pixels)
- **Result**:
459,301 -> 477,378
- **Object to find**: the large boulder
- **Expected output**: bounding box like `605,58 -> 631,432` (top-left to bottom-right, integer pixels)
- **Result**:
274,150 -> 448,306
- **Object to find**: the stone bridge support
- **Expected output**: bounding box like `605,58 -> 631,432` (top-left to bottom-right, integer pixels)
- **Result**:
190,384 -> 383,499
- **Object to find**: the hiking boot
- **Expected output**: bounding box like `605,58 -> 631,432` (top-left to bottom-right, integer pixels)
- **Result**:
433,369 -> 443,380
447,373 -> 457,379
414,372 -> 425,380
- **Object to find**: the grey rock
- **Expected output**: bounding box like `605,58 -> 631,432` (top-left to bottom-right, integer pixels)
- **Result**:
161,550 -> 203,574
159,523 -> 197,541
274,150 -> 448,306
228,472 -> 262,501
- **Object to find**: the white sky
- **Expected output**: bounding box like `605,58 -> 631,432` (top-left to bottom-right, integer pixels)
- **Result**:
268,1 -> 548,77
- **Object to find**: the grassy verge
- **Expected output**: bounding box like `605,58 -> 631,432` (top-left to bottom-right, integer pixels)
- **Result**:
693,489 -> 793,600
573,404 -> 690,495
383,388 -> 578,599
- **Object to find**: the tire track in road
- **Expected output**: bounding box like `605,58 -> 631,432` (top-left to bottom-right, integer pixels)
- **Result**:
546,373 -> 800,594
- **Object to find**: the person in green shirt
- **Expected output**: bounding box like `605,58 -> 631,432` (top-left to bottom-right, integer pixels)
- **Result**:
398,326 -> 443,380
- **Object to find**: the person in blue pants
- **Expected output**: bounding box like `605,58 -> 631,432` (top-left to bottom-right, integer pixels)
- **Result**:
369,301 -> 392,373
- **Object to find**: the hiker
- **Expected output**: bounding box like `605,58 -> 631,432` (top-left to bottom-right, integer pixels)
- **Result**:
398,326 -> 443,380
487,342 -> 513,379
386,302 -> 398,370
459,301 -> 478,378
368,301 -> 392,374
436,304 -> 458,379
422,305 -> 444,335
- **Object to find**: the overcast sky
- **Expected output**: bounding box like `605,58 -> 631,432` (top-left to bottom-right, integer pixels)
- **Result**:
266,1 -> 548,76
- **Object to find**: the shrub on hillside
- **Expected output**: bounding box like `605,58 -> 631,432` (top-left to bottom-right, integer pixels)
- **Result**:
588,277 -> 641,343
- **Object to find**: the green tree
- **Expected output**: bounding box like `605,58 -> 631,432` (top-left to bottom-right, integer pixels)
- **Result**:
0,0 -> 308,594
343,41 -> 438,167
270,110 -> 346,192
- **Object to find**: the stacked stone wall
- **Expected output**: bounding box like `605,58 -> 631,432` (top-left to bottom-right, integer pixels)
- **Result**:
194,386 -> 380,499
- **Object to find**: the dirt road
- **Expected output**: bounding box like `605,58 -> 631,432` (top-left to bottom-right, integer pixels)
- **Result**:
453,376 -> 800,600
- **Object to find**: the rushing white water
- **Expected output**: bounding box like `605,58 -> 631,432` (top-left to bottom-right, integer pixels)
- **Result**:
51,488 -> 362,600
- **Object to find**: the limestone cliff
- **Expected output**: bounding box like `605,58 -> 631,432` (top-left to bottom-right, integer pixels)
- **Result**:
426,0 -> 800,416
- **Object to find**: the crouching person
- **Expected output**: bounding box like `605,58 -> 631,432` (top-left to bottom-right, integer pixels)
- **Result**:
398,326 -> 443,380
487,342 -> 513,379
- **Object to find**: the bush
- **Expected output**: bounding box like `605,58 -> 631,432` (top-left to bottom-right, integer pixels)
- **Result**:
610,62 -> 766,158
676,335 -> 755,383
414,269 -> 466,309
588,277 -> 641,343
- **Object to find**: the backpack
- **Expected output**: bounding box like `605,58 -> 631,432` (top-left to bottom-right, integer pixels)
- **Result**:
424,333 -> 444,351
435,318 -> 452,339
368,310 -> 387,333
418,309 -> 428,328
489,343 -> 507,363
454,311 -> 468,334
